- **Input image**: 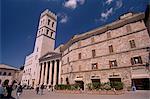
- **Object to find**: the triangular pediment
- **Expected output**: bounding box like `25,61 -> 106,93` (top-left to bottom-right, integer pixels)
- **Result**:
39,52 -> 61,61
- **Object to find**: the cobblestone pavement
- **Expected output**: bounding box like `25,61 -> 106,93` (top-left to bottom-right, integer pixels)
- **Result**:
12,90 -> 150,99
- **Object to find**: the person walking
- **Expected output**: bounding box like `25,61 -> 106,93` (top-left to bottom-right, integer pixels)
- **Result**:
48,85 -> 51,92
0,79 -> 4,98
6,84 -> 13,99
16,84 -> 23,99
35,84 -> 39,95
40,84 -> 44,95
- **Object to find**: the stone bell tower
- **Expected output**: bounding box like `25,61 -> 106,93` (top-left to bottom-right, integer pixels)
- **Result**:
34,9 -> 57,56
33,9 -> 57,85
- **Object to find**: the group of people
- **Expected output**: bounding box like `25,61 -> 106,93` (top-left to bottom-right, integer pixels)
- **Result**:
35,84 -> 54,95
0,79 -> 23,99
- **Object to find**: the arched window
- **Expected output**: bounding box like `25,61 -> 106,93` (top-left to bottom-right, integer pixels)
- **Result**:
3,72 -> 6,76
8,72 -> 11,76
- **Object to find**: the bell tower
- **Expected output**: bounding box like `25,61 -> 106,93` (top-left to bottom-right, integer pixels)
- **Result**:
34,9 -> 57,56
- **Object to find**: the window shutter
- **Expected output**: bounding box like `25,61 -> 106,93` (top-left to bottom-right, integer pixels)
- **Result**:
139,56 -> 143,64
131,58 -> 134,65
109,61 -> 112,68
115,60 -> 117,66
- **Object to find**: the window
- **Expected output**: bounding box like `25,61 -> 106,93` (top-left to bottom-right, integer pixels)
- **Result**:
78,53 -> 81,59
46,29 -> 49,35
107,31 -> 111,38
66,77 -> 69,84
131,56 -> 142,65
91,36 -> 95,43
3,72 -> 6,76
52,22 -> 54,27
8,73 -> 11,76
126,24 -> 132,32
51,32 -> 53,37
109,45 -> 114,53
48,19 -> 50,25
92,49 -> 96,58
92,63 -> 98,69
67,57 -> 69,63
109,60 -> 117,68
129,40 -> 136,48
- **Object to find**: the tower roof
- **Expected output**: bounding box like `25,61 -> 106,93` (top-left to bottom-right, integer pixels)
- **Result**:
40,9 -> 57,20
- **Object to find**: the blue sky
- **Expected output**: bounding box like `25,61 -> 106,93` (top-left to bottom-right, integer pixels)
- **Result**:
1,0 -> 149,68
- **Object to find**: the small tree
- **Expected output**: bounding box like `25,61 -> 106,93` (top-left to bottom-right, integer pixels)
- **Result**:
110,82 -> 124,90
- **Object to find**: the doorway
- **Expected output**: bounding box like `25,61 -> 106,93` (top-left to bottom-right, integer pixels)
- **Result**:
132,78 -> 150,90
75,81 -> 84,90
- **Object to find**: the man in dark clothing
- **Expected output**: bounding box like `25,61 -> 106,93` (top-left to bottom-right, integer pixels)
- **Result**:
40,84 -> 44,95
35,85 -> 39,94
6,85 -> 13,98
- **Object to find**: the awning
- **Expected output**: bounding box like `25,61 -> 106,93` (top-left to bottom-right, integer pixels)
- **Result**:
132,74 -> 150,79
91,76 -> 100,79
74,78 -> 83,81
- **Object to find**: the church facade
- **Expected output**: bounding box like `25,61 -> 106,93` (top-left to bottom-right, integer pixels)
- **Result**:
21,9 -> 60,87
22,9 -> 150,90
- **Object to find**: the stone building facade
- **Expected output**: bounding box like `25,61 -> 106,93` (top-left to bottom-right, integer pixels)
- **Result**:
22,9 -> 150,90
0,64 -> 20,84
60,13 -> 150,90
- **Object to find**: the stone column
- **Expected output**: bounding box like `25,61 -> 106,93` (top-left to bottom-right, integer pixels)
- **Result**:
44,62 -> 48,85
58,60 -> 61,84
48,61 -> 52,85
42,62 -> 46,84
53,60 -> 57,86
40,63 -> 44,85
38,63 -> 42,85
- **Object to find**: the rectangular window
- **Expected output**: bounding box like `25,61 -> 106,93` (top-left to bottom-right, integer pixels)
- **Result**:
48,19 -> 50,25
107,31 -> 111,38
126,24 -> 132,32
78,53 -> 81,59
92,63 -> 98,69
92,49 -> 96,58
109,45 -> 114,53
129,40 -> 136,48
131,56 -> 142,65
67,57 -> 69,63
46,29 -> 49,35
109,60 -> 117,68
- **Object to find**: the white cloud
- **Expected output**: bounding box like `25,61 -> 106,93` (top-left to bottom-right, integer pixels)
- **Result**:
64,0 -> 85,9
100,8 -> 113,21
57,13 -> 69,23
116,0 -> 123,9
106,0 -> 113,5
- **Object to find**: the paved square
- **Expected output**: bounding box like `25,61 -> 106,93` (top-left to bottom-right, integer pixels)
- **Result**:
12,90 -> 150,99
